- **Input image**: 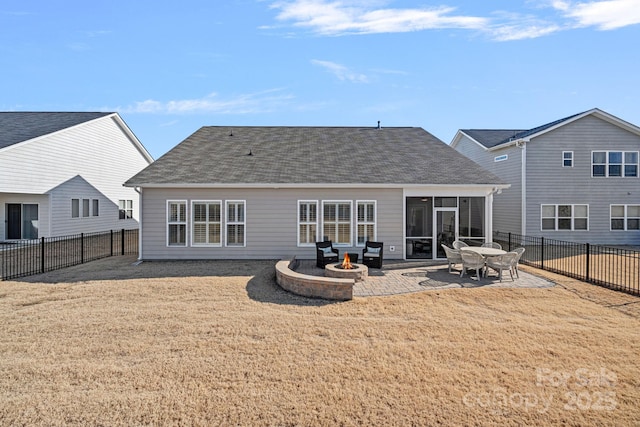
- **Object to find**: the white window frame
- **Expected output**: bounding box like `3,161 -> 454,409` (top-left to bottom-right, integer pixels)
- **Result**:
119,199 -> 133,220
356,200 -> 376,246
191,200 -> 222,247
610,205 -> 640,231
297,200 -> 318,247
541,204 -> 589,231
562,151 -> 573,167
322,200 -> 352,246
82,199 -> 90,218
592,150 -> 639,177
71,199 -> 80,218
225,200 -> 246,247
167,200 -> 187,247
92,199 -> 99,217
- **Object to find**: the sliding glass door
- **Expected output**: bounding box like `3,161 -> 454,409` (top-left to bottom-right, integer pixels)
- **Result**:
5,203 -> 38,239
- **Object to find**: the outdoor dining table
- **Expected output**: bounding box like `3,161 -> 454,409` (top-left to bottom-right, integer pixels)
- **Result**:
460,246 -> 506,258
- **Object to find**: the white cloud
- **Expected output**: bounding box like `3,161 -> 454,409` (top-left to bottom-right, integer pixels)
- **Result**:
552,0 -> 640,30
267,0 -> 640,41
311,59 -> 369,83
270,0 -> 487,35
487,12 -> 563,41
116,89 -> 294,114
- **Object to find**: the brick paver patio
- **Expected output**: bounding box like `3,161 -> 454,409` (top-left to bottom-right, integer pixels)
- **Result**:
295,260 -> 555,297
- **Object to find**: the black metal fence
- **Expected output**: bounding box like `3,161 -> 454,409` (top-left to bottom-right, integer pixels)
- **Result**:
1,229 -> 138,281
494,231 -> 640,296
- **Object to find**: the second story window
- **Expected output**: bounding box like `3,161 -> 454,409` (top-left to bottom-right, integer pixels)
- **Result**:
562,151 -> 573,167
592,151 -> 638,177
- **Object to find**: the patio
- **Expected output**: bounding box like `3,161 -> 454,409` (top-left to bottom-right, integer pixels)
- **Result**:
294,260 -> 555,297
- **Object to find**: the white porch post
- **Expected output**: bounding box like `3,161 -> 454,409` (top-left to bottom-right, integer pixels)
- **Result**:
486,192 -> 494,243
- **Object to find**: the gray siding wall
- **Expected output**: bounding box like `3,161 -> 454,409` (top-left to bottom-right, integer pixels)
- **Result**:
525,115 -> 640,245
140,187 -> 404,260
454,136 -> 522,234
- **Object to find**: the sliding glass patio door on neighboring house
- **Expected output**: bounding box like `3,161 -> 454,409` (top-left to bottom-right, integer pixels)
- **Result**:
6,203 -> 39,240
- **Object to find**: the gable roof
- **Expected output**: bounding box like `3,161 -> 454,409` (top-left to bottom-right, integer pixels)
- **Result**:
0,112 -> 112,150
126,126 -> 505,187
455,108 -> 640,151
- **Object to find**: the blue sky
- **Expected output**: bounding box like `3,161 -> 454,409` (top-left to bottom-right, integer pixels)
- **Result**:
2,0 -> 639,159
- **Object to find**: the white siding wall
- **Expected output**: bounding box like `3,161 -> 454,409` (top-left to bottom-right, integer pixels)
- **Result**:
140,187 -> 404,260
0,115 -> 151,238
526,115 -> 640,245
48,176 -> 138,236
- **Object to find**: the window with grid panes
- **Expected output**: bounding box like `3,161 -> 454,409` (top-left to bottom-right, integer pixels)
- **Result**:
167,201 -> 187,246
298,201 -> 318,246
611,205 -> 640,231
323,201 -> 352,245
541,204 -> 588,231
356,201 -> 376,246
226,201 -> 245,246
192,201 -> 221,245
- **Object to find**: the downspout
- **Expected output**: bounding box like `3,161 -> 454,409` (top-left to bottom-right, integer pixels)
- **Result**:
516,140 -> 528,236
134,186 -> 142,261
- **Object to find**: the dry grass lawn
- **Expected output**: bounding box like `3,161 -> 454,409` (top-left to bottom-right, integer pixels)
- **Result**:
1,256 -> 639,426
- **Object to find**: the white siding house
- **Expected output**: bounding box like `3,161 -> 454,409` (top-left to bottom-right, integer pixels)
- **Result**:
0,112 -> 153,240
125,126 -> 508,261
451,108 -> 640,245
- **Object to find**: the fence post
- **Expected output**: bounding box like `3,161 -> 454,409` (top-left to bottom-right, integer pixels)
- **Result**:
110,230 -> 114,257
585,243 -> 590,282
81,233 -> 84,264
121,229 -> 125,255
508,232 -> 512,251
540,237 -> 545,270
41,237 -> 45,274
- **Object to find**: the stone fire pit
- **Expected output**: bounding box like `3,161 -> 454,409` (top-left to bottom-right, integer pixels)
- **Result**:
324,263 -> 368,282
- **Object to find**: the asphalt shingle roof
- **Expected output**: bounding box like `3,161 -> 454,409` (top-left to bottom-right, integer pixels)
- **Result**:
462,110 -> 589,148
0,112 -> 112,150
126,126 -> 505,186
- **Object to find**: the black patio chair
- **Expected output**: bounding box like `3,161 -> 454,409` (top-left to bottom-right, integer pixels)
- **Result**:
362,241 -> 384,268
316,241 -> 339,268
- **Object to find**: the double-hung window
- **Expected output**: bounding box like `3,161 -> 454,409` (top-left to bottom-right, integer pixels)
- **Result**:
592,151 -> 638,177
167,201 -> 187,246
611,205 -> 640,231
356,201 -> 376,246
323,201 -> 352,246
92,199 -> 99,217
562,151 -> 573,167
82,199 -> 90,217
192,201 -> 222,246
226,201 -> 246,247
541,204 -> 588,231
119,200 -> 133,219
298,201 -> 318,246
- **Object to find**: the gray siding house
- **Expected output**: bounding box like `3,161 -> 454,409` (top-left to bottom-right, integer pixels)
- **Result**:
451,108 -> 640,245
0,112 -> 153,240
125,126 -> 507,261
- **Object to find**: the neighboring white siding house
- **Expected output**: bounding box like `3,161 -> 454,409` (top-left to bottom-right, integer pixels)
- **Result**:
125,126 -> 508,261
0,112 -> 153,240
451,108 -> 640,245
